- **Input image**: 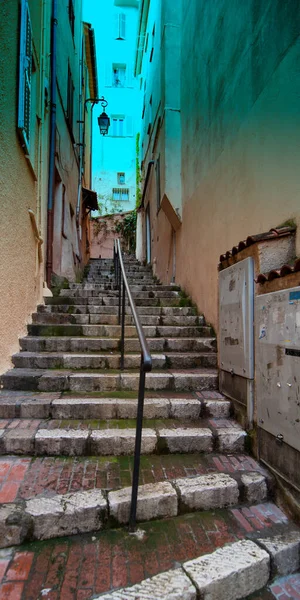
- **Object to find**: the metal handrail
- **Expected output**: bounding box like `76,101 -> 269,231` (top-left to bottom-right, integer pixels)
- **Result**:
113,239 -> 152,531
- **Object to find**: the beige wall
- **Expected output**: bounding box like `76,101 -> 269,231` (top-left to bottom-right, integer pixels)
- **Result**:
0,0 -> 49,375
138,0 -> 300,333
177,0 -> 300,330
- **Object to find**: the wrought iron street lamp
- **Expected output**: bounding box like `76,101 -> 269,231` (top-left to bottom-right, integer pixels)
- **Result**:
84,96 -> 110,136
97,97 -> 110,136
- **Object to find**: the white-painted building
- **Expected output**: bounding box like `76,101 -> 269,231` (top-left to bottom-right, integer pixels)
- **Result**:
85,0 -> 141,215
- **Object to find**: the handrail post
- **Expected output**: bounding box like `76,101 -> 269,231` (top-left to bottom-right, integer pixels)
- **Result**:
120,278 -> 126,370
129,355 -> 146,532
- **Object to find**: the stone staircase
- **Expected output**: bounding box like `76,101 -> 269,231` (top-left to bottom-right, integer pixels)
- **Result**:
0,255 -> 300,599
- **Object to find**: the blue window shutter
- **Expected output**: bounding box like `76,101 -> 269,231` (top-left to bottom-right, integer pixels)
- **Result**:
18,0 -> 32,152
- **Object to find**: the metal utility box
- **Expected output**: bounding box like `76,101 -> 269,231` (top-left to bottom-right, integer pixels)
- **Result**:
219,258 -> 254,378
256,287 -> 300,453
219,258 -> 254,425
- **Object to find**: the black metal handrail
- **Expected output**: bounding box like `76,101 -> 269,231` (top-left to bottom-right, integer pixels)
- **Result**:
113,239 -> 152,531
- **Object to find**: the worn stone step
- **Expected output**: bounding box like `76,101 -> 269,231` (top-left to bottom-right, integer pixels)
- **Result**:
0,391 -> 231,420
99,539 -> 272,600
1,367 -> 218,393
59,288 -> 180,298
32,313 -> 205,327
45,296 -> 180,307
27,324 -> 213,338
70,284 -> 180,292
20,336 -> 216,354
38,305 -> 198,317
12,351 -> 217,371
0,419 -> 246,456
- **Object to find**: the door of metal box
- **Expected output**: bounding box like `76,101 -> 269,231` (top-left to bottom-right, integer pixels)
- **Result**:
219,257 -> 254,379
256,287 -> 300,452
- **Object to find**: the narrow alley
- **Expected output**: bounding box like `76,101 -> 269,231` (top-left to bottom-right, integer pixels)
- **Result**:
1,1 -> 300,599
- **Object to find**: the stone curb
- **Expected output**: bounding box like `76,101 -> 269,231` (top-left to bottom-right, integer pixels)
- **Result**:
0,471 -> 269,547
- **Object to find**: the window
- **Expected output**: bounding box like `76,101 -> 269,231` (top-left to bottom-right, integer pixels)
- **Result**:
67,65 -> 74,131
111,116 -> 133,137
112,188 -> 129,201
18,0 -> 32,153
113,64 -> 126,87
117,172 -> 125,185
68,0 -> 75,36
115,13 -> 126,39
111,117 -> 125,137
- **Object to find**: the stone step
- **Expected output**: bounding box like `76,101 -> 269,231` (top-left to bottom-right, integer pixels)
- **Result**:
1,367 -> 218,393
0,474 -> 272,547
69,284 -> 180,292
20,336 -> 216,353
31,313 -> 205,327
97,538 -> 274,600
27,324 -> 213,338
0,419 -> 245,456
0,392 -> 230,419
38,305 -> 198,316
59,289 -> 180,299
12,351 -> 217,371
45,296 -> 181,307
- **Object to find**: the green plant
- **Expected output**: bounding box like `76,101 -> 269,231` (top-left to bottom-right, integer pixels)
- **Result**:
115,210 -> 137,252
275,218 -> 297,230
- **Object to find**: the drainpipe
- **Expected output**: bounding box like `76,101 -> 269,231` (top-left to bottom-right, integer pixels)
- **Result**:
46,0 -> 58,287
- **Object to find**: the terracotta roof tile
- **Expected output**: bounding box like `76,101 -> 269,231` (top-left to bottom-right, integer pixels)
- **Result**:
219,226 -> 295,264
256,257 -> 300,284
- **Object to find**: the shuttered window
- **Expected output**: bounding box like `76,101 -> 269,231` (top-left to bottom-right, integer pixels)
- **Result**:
112,188 -> 129,201
18,0 -> 32,153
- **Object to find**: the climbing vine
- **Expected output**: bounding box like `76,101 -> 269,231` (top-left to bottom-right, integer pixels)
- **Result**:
115,210 -> 137,253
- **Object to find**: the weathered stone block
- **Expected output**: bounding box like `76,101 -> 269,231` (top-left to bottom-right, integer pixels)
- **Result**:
108,482 -> 178,524
3,429 -> 35,455
25,489 -> 107,540
256,527 -> 300,576
216,428 -> 246,453
158,428 -> 213,453
97,568 -> 196,600
35,429 -> 89,456
175,473 -> 239,511
184,540 -> 270,599
0,504 -> 31,549
241,472 -> 268,503
90,428 -> 157,455
169,399 -> 201,419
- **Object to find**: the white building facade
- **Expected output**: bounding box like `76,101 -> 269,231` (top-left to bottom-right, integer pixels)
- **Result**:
91,0 -> 141,215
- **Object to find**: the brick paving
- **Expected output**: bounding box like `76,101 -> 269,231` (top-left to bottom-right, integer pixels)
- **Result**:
0,506 -> 273,599
0,453 -> 265,501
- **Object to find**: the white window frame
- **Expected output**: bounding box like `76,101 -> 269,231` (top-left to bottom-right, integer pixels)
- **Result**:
112,188 -> 129,201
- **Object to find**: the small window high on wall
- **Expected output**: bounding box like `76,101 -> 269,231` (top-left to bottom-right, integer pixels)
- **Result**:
112,188 -> 129,201
113,64 -> 126,87
115,13 -> 126,40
